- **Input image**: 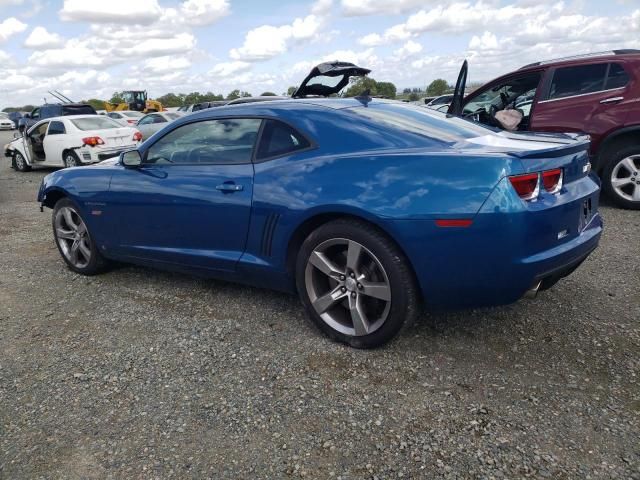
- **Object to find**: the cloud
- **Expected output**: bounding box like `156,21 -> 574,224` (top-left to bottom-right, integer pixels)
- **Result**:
341,0 -> 451,16
358,23 -> 410,46
209,61 -> 252,77
230,14 -> 323,61
24,26 -> 64,48
142,55 -> 191,73
59,0 -> 163,25
312,0 -> 333,15
469,31 -> 498,50
0,17 -> 27,43
178,0 -> 230,26
394,40 -> 423,58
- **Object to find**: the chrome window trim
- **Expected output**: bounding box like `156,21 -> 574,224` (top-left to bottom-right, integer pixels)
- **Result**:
538,87 -> 626,104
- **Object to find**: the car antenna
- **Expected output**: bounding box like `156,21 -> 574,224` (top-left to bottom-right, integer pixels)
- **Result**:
48,91 -> 67,103
55,90 -> 74,103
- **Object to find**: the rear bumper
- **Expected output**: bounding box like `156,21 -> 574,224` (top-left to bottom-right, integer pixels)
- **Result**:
386,174 -> 602,309
78,144 -> 137,164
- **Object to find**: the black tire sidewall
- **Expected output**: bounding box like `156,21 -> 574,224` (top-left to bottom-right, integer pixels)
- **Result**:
52,198 -> 104,275
295,219 -> 418,349
603,145 -> 640,210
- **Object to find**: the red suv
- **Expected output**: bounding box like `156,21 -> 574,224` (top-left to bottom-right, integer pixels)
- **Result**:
449,50 -> 640,209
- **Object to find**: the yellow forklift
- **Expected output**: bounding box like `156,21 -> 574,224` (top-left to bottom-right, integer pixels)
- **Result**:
104,91 -> 163,113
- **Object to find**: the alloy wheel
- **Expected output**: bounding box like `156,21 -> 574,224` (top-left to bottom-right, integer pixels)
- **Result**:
611,155 -> 640,202
54,207 -> 92,269
15,153 -> 25,170
65,155 -> 78,168
304,238 -> 392,337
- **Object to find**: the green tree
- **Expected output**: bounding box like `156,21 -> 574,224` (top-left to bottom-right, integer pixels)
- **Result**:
82,99 -> 108,110
156,93 -> 182,107
241,91 -> 252,98
109,92 -> 125,104
426,79 -> 449,96
260,91 -> 277,96
376,81 -> 397,99
226,89 -> 241,100
286,86 -> 297,96
408,92 -> 420,101
344,77 -> 378,97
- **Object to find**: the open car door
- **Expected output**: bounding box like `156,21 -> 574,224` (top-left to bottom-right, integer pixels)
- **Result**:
293,61 -> 371,98
447,60 -> 468,116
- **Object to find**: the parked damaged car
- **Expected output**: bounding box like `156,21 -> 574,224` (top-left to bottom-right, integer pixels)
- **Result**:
448,49 -> 640,209
5,115 -> 142,171
36,62 -> 602,348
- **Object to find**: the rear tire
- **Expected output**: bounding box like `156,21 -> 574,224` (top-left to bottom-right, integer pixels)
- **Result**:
602,145 -> 640,210
52,198 -> 108,275
14,152 -> 31,172
295,219 -> 419,349
63,151 -> 82,168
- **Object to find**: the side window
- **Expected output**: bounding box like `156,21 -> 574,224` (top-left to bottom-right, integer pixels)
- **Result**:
107,113 -> 118,118
31,108 -> 40,119
48,121 -> 66,135
606,63 -> 629,90
548,64 -> 608,100
138,116 -> 153,125
145,118 -> 262,165
30,122 -> 49,138
153,115 -> 167,124
256,120 -> 311,160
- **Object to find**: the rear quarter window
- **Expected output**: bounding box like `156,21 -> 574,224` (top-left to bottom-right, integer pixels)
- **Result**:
548,63 -> 608,100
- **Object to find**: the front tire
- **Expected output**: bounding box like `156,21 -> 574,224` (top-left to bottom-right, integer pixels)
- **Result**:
602,145 -> 640,210
52,198 -> 107,275
296,219 -> 418,349
14,152 -> 31,172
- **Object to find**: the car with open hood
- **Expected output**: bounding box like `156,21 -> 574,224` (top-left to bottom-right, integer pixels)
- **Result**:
36,62 -> 602,349
448,50 -> 640,209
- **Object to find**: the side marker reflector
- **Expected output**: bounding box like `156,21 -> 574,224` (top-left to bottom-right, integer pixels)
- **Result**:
435,219 -> 473,227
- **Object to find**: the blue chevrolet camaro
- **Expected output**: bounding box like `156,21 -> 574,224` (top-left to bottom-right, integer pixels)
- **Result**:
36,63 -> 602,348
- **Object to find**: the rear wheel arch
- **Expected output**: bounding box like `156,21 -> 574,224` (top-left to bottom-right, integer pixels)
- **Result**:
285,212 -> 422,300
596,127 -> 640,172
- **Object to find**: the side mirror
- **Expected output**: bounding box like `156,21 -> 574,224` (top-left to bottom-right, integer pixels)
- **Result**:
121,150 -> 142,168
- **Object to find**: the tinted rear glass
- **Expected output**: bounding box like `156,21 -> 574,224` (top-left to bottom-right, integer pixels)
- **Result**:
606,63 -> 629,90
257,120 -> 310,160
548,64 -> 607,100
62,105 -> 96,116
70,117 -> 120,130
166,113 -> 181,120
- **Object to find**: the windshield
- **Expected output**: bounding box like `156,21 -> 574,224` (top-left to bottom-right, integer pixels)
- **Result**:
71,117 -> 121,131
123,111 -> 144,118
122,91 -> 146,103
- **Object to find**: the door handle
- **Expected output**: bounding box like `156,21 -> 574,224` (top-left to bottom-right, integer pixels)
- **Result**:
216,182 -> 243,193
600,96 -> 624,104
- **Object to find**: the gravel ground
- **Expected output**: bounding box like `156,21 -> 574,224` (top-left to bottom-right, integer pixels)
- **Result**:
1,130 -> 639,479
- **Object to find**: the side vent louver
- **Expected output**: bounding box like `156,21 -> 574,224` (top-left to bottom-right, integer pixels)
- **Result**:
261,213 -> 280,257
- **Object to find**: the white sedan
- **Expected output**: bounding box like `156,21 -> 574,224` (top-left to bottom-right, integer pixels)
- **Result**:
0,113 -> 15,130
6,115 -> 142,172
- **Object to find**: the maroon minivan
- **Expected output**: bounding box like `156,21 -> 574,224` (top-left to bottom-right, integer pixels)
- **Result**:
449,50 -> 640,209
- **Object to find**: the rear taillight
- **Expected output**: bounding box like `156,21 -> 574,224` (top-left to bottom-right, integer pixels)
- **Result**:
82,136 -> 104,147
133,131 -> 142,142
509,168 -> 564,201
542,168 -> 563,193
127,119 -> 136,124
509,173 -> 539,200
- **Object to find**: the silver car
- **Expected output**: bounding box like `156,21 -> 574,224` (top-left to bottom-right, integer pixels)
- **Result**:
136,112 -> 183,140
105,110 -> 144,127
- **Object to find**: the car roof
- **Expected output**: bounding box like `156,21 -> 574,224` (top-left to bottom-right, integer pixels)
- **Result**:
518,49 -> 640,71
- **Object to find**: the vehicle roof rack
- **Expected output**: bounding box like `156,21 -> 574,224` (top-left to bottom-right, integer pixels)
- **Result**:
520,49 -> 640,69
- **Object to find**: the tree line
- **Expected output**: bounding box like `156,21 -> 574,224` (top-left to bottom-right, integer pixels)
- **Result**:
2,78 -> 472,112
